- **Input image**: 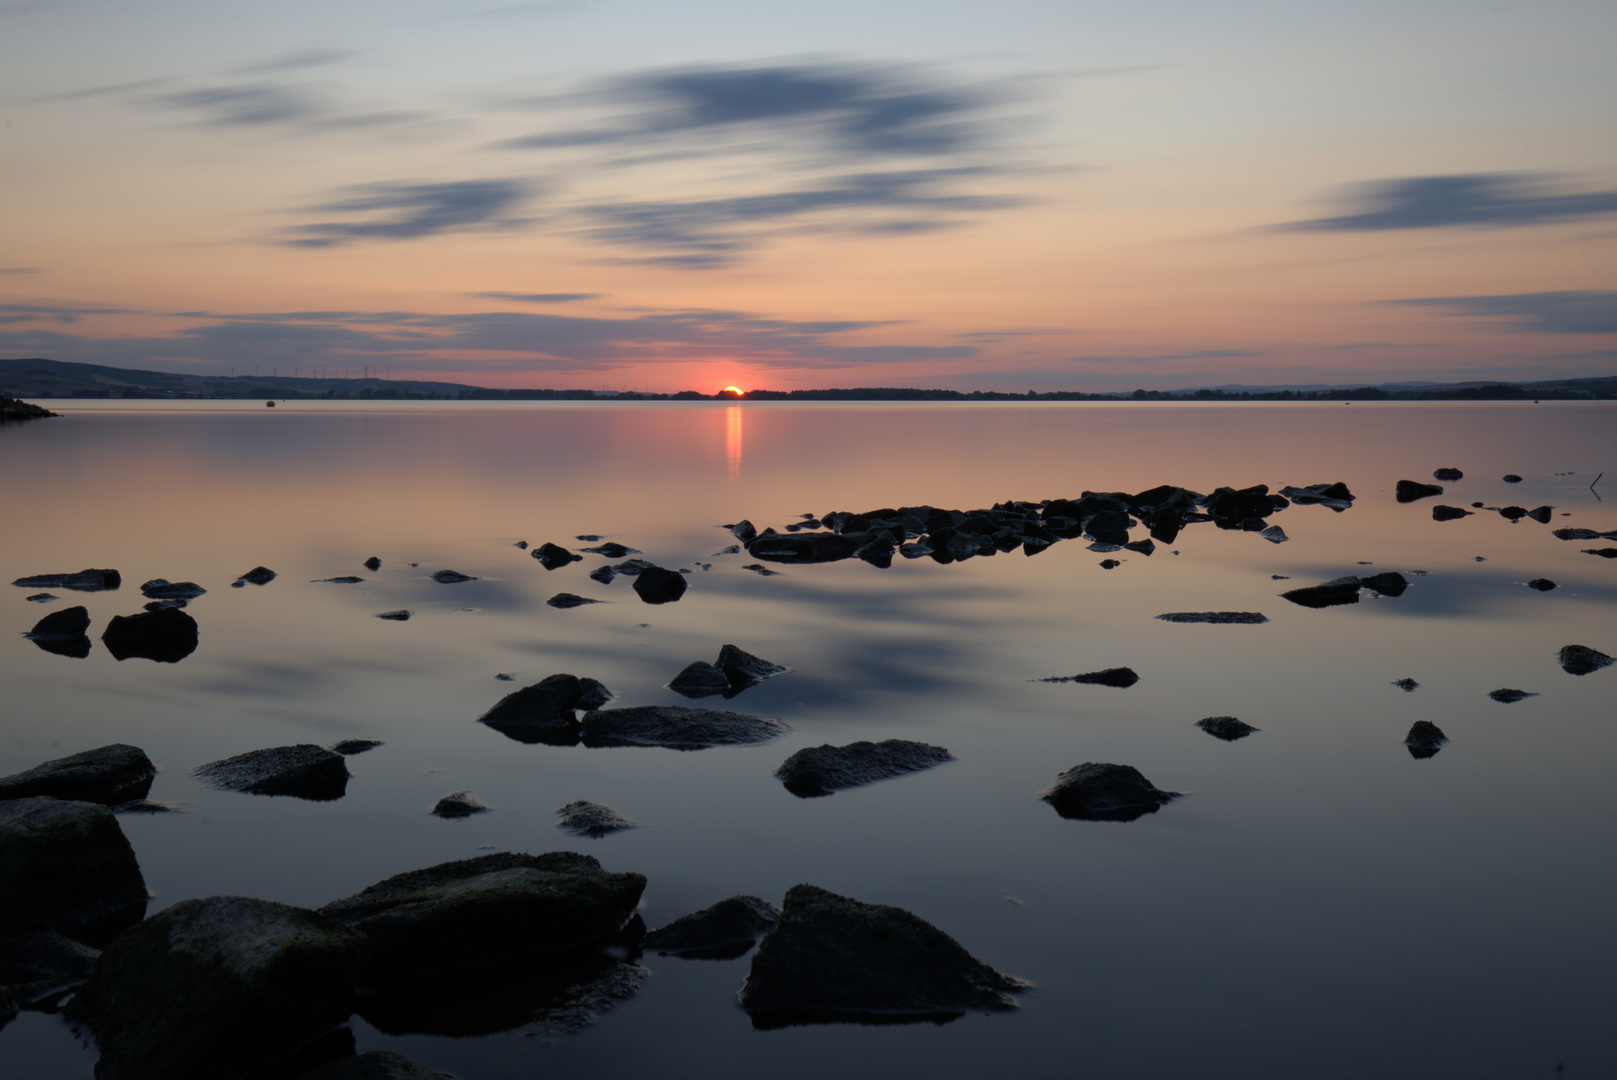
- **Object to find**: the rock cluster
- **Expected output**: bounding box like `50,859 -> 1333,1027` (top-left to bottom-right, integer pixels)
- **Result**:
668,644 -> 790,698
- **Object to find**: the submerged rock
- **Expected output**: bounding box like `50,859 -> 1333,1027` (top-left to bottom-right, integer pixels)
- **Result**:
1404,720 -> 1448,760
315,576 -> 365,584
139,579 -> 205,601
774,740 -> 954,796
534,542 -> 583,570
1431,505 -> 1472,521
24,592 -> 56,603
10,569 -> 121,592
747,532 -> 862,564
1526,506 -> 1554,524
1196,716 -> 1258,741
742,563 -> 782,576
1527,578 -> 1557,591
1280,482 -> 1355,509
546,593 -> 602,609
193,744 -> 350,800
100,607 -> 198,663
579,705 -> 788,750
1396,480 -> 1444,502
74,895 -> 368,1080
1036,667 -> 1139,687
644,896 -> 779,960
631,565 -> 688,604
1558,644 -> 1614,676
1551,527 -> 1612,540
0,744 -> 155,806
1258,525 -> 1288,544
738,884 -> 1026,1023
1488,688 -> 1537,703
1040,762 -> 1178,821
1360,571 -> 1409,597
1583,547 -> 1617,559
376,609 -> 413,621
318,851 -> 646,984
556,801 -> 637,837
0,797 -> 148,941
1503,474 -> 1523,482
1155,611 -> 1268,624
329,739 -> 384,756
430,791 -> 491,818
1433,467 -> 1463,480
234,566 -> 277,586
579,542 -> 639,558
430,569 -> 477,583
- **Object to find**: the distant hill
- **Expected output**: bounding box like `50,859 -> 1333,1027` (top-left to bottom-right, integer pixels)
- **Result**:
0,358 -> 479,399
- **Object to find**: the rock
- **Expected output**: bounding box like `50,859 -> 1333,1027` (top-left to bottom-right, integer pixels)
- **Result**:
100,607 -> 198,663
1526,506 -> 1554,524
588,565 -> 616,584
74,895 -> 368,1080
1155,611 -> 1269,624
577,678 -> 615,711
1431,505 -> 1472,521
717,644 -> 790,687
1396,480 -> 1444,502
1499,505 -> 1528,521
514,541 -> 529,549
773,740 -> 955,797
430,569 -> 477,583
318,851 -> 646,983
10,569 -> 121,592
25,592 -> 56,602
478,674 -> 587,731
668,660 -> 730,698
1503,474 -> 1523,482
738,884 -> 1025,1023
1196,717 -> 1258,741
1404,720 -> 1447,759
728,520 -> 758,542
430,791 -> 490,818
746,532 -> 862,563
143,599 -> 189,613
1558,644 -> 1614,676
547,593 -> 603,609
0,930 -> 100,1005
0,797 -> 147,941
299,1051 -> 451,1080
1392,677 -> 1420,691
1552,527 -> 1610,540
328,739 -> 384,755
193,745 -> 350,800
556,801 -> 637,837
579,705 -> 788,750
376,609 -> 412,621
575,534 -> 603,542
1040,762 -> 1178,821
0,395 -> 60,420
632,565 -> 688,604
26,604 -> 91,640
1433,467 -> 1463,480
713,545 -> 742,556
1281,575 -> 1362,608
605,558 -> 657,577
1527,578 -> 1556,591
363,557 -> 382,571
1036,667 -> 1139,687
314,576 -> 365,584
742,563 -> 782,576
1279,482 -> 1355,510
1098,559 -> 1121,569
1360,571 -> 1409,597
1488,688 -> 1537,703
644,895 -> 780,959
235,566 -> 277,586
139,579 -> 205,601
0,744 -> 155,805
534,543 -> 582,570
579,542 -> 639,558
1258,525 -> 1288,544
1583,547 -> 1617,559
113,800 -> 182,815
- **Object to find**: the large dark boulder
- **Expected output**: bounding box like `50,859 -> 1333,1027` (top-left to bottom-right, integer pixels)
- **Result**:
0,744 -> 155,806
632,565 -> 688,604
100,607 -> 198,662
738,885 -> 1025,1024
477,673 -> 588,735
774,740 -> 955,797
0,797 -> 147,941
25,604 -> 92,657
1396,480 -> 1444,502
10,569 -> 121,592
1040,762 -> 1178,821
318,851 -> 645,983
193,745 -> 350,800
644,895 -> 780,959
579,706 -> 787,750
1281,576 -> 1363,608
1558,644 -> 1614,676
74,896 -> 368,1080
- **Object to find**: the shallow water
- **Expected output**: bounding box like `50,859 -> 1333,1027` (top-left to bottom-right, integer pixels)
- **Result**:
3,400 -> 1615,1080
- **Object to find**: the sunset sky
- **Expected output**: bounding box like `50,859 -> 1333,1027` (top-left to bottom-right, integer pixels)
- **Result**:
3,1 -> 1615,392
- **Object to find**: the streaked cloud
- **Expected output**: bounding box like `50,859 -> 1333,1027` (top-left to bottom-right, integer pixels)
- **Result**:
1068,349 -> 1264,364
472,292 -> 603,303
280,180 -> 539,246
1287,173 -> 1617,231
1394,291 -> 1617,334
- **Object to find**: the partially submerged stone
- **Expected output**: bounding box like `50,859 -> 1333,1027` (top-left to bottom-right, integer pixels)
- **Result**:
1503,474 -> 1523,482
314,576 -> 365,584
1488,688 -> 1537,703
0,744 -> 155,805
645,895 -> 780,959
139,579 -> 205,601
1280,482 -> 1355,510
376,609 -> 413,620
318,851 -> 646,984
1396,480 -> 1444,502
1258,525 -> 1288,544
193,744 -> 350,800
631,565 -> 688,604
234,566 -> 276,586
1196,716 -> 1258,741
1036,667 -> 1139,687
1558,644 -> 1614,676
100,607 -> 198,663
1404,720 -> 1448,760
1431,505 -> 1472,521
74,895 -> 368,1080
1392,677 -> 1420,692
579,542 -> 639,558
774,740 -> 955,797
546,593 -> 602,609
1583,547 -> 1617,559
26,604 -> 90,640
1041,762 -> 1178,821
1156,611 -> 1268,624
717,644 -> 791,687
556,801 -> 637,837
0,930 -> 100,1006
430,569 -> 477,583
1282,575 -> 1363,608
579,706 -> 788,750
1527,579 -> 1557,591
1433,467 -> 1463,480
739,884 -> 1025,1023
10,569 -> 121,592
430,791 -> 491,818
668,660 -> 730,698
328,739 -> 384,756
0,797 -> 147,941
24,592 -> 56,602
1360,571 -> 1409,597
477,673 -> 590,734
533,542 -> 582,570
363,556 -> 382,571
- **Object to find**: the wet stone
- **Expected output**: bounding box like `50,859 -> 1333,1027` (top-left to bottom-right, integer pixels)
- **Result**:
578,705 -> 787,750
645,895 -> 780,959
478,673 -> 589,730
742,564 -> 782,576
1099,559 -> 1121,569
329,739 -> 384,755
431,791 -> 491,818
1405,720 -> 1448,760
774,740 -> 955,797
1258,525 -> 1288,544
1433,468 -> 1463,481
1196,716 -> 1258,741
1156,611 -> 1268,624
546,593 -> 602,609
1583,547 -> 1617,559
363,557 -> 382,571
1527,579 -> 1557,591
1041,762 -> 1178,822
1036,667 -> 1139,687
26,604 -> 90,640
632,565 -> 688,604
1392,678 -> 1420,692
579,542 -> 638,558
0,744 -> 155,806
668,660 -> 730,698
193,744 -> 350,800
430,569 -> 477,583
143,599 -> 186,613
10,569 -> 121,592
1488,688 -> 1537,704
315,576 -> 365,584
1396,480 -> 1444,502
376,609 -> 412,620
235,566 -> 276,586
1360,571 -> 1408,597
0,797 -> 148,941
24,593 -> 56,603
101,607 -> 198,663
717,644 -> 790,687
556,801 -> 637,837
1558,644 -> 1614,676
1432,505 -> 1472,521
0,930 -> 100,1006
534,543 -> 582,570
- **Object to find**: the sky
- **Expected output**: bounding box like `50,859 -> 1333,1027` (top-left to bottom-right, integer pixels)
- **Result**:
2,0 -> 1615,393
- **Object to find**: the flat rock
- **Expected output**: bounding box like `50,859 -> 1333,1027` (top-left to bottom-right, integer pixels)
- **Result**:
1551,527 -> 1611,540
741,563 -> 783,576
1488,688 -> 1537,703
430,569 -> 477,583
1432,505 -> 1472,521
579,542 -> 639,558
1041,762 -> 1178,821
1155,611 -> 1268,624
746,532 -> 862,564
644,895 -> 780,959
376,609 -> 412,620
235,566 -> 277,586
1281,575 -> 1363,609
556,801 -> 637,837
1503,474 -> 1523,482
430,791 -> 490,818
1036,667 -> 1139,687
0,744 -> 155,805
533,542 -> 582,570
299,1051 -> 451,1080
631,565 -> 688,604
318,851 -> 646,983
24,592 -> 56,602
738,884 -> 1026,1023
774,740 -> 955,797
329,739 -> 384,755
1558,644 -> 1614,676
100,607 -> 198,663
1405,720 -> 1448,760
10,569 -> 121,592
1280,482 -> 1355,509
579,706 -> 788,750
193,744 -> 350,800
0,797 -> 147,941
1433,467 -> 1463,480
139,578 -> 206,600
74,895 -> 368,1080
1396,480 -> 1444,502
1196,717 -> 1258,741
546,593 -> 602,609
668,660 -> 730,698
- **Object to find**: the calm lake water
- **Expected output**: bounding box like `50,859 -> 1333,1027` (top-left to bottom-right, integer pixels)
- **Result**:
3,400 -> 1615,1079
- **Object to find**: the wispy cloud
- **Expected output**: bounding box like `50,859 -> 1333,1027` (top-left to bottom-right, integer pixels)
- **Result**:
0,303 -> 133,324
472,292 -> 603,303
232,49 -> 358,76
1393,290 -> 1617,333
281,180 -> 539,246
1285,173 -> 1617,231
1068,349 -> 1264,363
